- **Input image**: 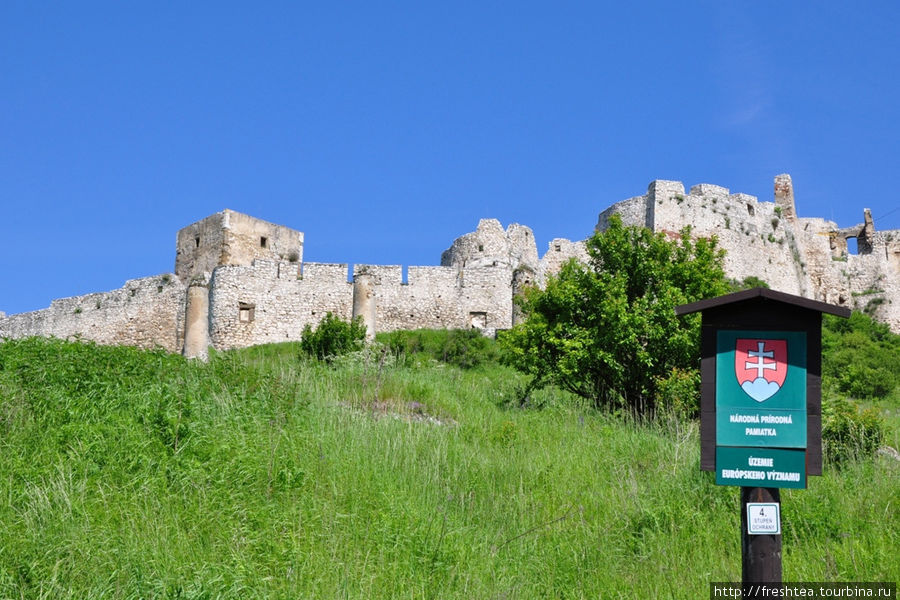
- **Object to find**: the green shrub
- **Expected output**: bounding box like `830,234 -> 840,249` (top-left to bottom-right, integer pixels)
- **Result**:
300,313 -> 367,362
822,396 -> 885,464
822,312 -> 900,400
728,276 -> 770,291
440,329 -> 496,369
653,367 -> 700,419
377,328 -> 497,369
819,311 -> 894,464
839,363 -> 894,400
864,297 -> 885,315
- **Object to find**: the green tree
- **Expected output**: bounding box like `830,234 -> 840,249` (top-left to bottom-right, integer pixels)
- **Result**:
501,214 -> 729,416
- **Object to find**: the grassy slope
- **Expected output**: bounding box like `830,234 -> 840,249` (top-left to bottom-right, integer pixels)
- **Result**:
0,338 -> 897,599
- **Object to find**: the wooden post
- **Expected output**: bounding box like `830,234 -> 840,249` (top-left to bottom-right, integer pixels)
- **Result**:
741,486 -> 781,597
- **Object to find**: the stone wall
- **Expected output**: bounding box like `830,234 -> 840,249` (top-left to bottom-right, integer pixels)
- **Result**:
600,180 -> 806,293
439,217 -> 586,290
536,238 -> 589,287
208,261 -> 353,351
204,255 -> 519,349
175,211 -> 229,281
0,274 -> 186,351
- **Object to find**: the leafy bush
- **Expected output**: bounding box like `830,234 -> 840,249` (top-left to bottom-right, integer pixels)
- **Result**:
653,367 -> 701,419
440,329 -> 497,369
822,396 -> 885,464
822,312 -> 900,400
500,214 -> 728,416
839,363 -> 894,400
377,328 -> 497,369
300,313 -> 367,362
728,275 -> 770,291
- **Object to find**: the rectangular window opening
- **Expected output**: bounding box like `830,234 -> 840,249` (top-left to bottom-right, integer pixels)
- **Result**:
195,236 -> 200,248
260,236 -> 268,248
239,302 -> 256,323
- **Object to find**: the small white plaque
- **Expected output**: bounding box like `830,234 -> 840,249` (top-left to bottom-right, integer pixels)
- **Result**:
747,502 -> 781,535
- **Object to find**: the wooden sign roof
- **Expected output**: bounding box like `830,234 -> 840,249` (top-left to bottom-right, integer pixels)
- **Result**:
675,287 -> 851,318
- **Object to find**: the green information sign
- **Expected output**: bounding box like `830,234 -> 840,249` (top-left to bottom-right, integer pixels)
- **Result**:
716,447 -> 807,489
716,330 -> 807,448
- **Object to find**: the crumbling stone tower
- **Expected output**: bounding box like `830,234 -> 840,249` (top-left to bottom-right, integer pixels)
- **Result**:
774,174 -> 796,220
175,209 -> 304,281
175,210 -> 305,358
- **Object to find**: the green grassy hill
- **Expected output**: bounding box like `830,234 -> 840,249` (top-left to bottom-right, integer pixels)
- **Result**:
0,337 -> 897,599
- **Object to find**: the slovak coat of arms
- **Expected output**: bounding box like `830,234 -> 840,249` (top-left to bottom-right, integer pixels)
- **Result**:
734,338 -> 788,402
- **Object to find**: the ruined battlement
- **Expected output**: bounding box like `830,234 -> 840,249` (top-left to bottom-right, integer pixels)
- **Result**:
0,274 -> 186,351
440,218 -> 540,272
2,177 -> 898,357
597,175 -> 900,331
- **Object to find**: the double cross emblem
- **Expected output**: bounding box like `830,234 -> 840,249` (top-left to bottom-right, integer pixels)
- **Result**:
736,339 -> 787,402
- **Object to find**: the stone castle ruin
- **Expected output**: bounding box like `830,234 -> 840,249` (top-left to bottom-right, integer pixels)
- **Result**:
1,175 -> 898,357
597,175 -> 899,333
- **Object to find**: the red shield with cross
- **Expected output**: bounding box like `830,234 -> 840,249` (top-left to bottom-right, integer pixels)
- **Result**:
735,338 -> 788,402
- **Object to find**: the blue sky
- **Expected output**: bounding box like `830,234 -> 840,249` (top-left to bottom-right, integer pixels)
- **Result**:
2,2 -> 899,315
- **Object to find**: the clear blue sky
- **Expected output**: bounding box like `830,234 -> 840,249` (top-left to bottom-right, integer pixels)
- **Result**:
2,2 -> 899,315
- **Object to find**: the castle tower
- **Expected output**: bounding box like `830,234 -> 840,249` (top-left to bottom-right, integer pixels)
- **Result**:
859,208 -> 875,254
175,209 -> 304,282
774,174 -> 796,220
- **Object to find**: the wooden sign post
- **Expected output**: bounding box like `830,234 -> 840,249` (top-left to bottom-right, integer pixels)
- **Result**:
676,288 -> 849,597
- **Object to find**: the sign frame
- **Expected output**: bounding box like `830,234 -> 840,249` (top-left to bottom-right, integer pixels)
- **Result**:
747,502 -> 781,535
675,287 -> 848,478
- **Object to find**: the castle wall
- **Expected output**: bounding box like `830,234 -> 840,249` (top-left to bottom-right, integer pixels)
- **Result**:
354,263 -> 513,334
208,260 -> 352,351
4,177 -> 899,355
0,274 -> 186,351
596,195 -> 650,232
537,238 -> 589,286
441,218 -> 539,272
819,229 -> 900,332
221,210 -> 304,269
204,256 -> 517,349
175,212 -> 229,281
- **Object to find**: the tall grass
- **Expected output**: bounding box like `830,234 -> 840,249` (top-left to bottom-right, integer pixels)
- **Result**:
0,337 -> 897,599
